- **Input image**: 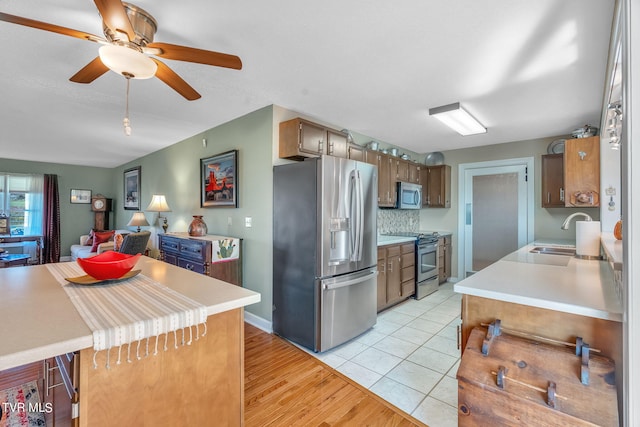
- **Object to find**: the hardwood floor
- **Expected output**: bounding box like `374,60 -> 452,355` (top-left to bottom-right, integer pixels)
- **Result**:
244,323 -> 427,426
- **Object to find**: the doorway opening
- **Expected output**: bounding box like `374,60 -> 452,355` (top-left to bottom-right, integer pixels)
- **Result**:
457,157 -> 534,278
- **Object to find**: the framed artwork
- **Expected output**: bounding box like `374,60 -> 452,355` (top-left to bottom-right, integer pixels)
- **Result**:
124,166 -> 141,210
201,150 -> 238,208
70,189 -> 91,204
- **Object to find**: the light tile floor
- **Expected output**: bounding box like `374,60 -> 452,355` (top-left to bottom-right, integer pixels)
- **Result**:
309,282 -> 461,427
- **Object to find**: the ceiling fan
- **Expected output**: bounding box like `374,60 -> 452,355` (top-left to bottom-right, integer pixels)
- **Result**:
0,0 -> 242,102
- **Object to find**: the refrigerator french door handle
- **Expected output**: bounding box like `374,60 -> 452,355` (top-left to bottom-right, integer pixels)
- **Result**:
349,169 -> 363,262
322,270 -> 378,290
356,169 -> 364,261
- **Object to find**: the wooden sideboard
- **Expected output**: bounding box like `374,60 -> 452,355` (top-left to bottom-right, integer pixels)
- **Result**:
158,233 -> 242,286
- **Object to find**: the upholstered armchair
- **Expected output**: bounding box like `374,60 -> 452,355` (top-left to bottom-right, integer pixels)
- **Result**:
118,231 -> 151,255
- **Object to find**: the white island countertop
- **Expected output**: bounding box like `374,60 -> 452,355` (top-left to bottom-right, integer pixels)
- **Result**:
0,257 -> 260,371
454,242 -> 622,322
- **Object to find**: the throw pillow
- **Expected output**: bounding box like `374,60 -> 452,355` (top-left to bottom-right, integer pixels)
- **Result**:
91,230 -> 114,252
114,232 -> 129,252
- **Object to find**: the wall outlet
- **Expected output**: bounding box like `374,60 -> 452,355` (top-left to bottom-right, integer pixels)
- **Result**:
227,217 -> 232,226
245,217 -> 252,228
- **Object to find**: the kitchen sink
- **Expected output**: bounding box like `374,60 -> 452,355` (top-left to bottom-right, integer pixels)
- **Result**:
529,246 -> 576,256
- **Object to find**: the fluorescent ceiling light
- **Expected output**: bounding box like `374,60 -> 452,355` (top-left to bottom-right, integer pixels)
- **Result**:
429,102 -> 487,136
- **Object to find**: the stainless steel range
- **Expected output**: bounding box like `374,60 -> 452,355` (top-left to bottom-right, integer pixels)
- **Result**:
383,232 -> 440,299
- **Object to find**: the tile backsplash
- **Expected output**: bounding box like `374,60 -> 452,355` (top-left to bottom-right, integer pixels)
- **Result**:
377,209 -> 419,234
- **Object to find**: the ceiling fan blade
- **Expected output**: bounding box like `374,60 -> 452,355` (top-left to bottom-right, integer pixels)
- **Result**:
70,57 -> 110,83
0,12 -> 103,42
152,59 -> 201,101
146,42 -> 242,70
93,0 -> 136,41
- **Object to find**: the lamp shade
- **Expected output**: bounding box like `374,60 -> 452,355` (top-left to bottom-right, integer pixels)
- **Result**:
98,44 -> 157,79
146,195 -> 171,212
429,102 -> 486,136
127,212 -> 149,228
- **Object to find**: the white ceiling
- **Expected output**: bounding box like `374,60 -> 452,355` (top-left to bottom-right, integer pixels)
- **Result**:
0,0 -> 614,168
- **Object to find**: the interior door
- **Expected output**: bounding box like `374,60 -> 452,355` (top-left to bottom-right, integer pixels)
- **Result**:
463,164 -> 529,276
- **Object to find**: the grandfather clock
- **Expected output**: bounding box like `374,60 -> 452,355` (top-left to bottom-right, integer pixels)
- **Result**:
91,195 -> 112,231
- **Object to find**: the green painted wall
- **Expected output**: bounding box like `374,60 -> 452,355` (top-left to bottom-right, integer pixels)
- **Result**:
111,105 -> 275,321
0,158 -> 113,256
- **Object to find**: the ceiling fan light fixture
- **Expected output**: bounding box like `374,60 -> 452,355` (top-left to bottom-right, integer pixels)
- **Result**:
99,44 -> 157,79
429,102 -> 487,136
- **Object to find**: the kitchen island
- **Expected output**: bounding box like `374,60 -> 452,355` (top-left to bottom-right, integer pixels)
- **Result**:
454,241 -> 623,413
0,257 -> 260,426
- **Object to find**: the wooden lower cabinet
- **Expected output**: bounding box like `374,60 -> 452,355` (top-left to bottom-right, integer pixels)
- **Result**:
78,309 -> 243,426
377,243 -> 415,312
438,235 -> 452,283
0,310 -> 244,427
0,356 -> 74,427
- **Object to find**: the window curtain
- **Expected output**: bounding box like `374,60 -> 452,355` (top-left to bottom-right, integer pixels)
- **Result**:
16,174 -> 44,235
42,174 -> 60,263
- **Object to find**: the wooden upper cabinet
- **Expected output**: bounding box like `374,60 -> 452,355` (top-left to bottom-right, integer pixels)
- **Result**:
377,153 -> 396,207
409,163 -> 421,184
564,136 -> 600,207
421,165 -> 451,208
279,117 -> 349,160
541,154 -> 565,207
327,129 -> 348,158
395,159 -> 409,182
393,159 -> 421,184
347,143 -> 366,161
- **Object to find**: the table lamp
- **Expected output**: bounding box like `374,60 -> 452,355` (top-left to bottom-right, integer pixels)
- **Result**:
146,195 -> 171,233
127,211 -> 149,232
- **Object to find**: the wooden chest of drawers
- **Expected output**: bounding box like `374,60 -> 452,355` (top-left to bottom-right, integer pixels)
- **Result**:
159,233 -> 242,286
457,327 -> 618,426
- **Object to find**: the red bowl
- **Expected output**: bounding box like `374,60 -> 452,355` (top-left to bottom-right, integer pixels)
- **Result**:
76,252 -> 141,280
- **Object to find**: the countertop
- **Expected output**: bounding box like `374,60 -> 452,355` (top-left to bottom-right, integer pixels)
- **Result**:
0,257 -> 260,371
377,235 -> 416,246
163,231 -> 240,241
601,232 -> 623,271
420,230 -> 453,237
454,242 -> 622,322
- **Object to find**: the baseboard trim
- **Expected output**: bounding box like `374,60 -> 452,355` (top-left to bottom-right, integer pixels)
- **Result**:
244,311 -> 272,333
60,256 -> 72,262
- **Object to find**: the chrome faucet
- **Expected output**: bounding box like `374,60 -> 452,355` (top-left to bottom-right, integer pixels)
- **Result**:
561,212 -> 593,230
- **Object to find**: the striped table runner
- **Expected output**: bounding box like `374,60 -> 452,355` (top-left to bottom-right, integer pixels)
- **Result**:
46,262 -> 208,369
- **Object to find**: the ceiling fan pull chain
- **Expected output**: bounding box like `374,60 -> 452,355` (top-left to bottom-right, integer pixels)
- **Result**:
123,74 -> 132,136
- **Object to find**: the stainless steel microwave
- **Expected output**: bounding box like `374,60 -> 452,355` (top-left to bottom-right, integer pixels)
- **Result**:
396,182 -> 422,209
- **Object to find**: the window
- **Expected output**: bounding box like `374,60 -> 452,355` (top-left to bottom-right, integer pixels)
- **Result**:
0,173 -> 44,236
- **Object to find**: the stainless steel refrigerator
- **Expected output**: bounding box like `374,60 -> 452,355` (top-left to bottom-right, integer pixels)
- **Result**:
273,155 -> 378,352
